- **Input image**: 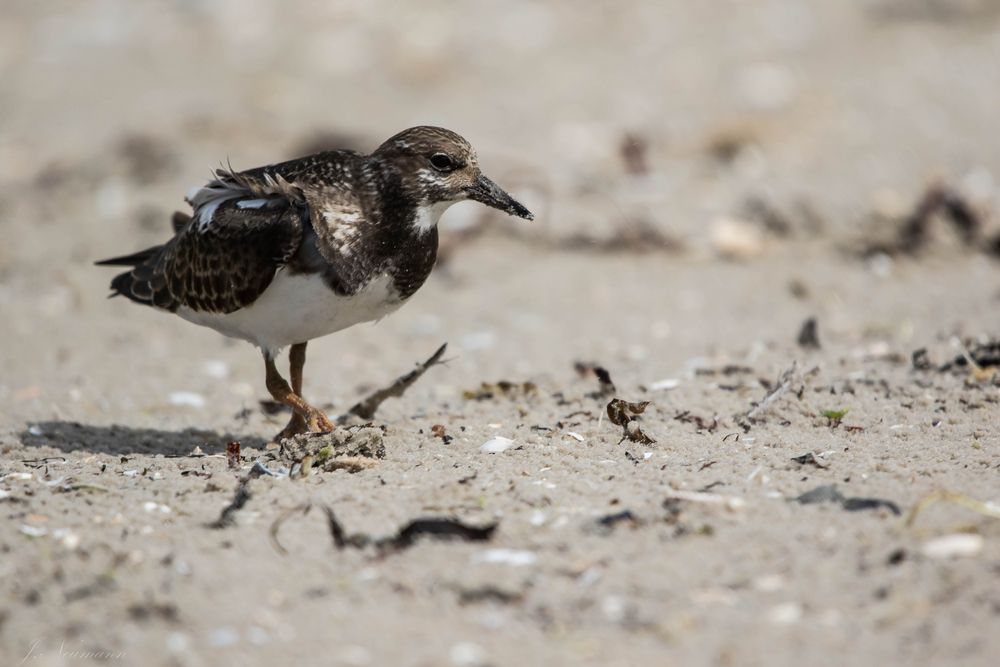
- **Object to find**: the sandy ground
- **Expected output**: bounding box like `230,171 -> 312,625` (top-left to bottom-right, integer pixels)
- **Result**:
2,2 -> 1000,666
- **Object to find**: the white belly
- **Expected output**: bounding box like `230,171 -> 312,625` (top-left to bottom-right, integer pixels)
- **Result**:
176,271 -> 404,354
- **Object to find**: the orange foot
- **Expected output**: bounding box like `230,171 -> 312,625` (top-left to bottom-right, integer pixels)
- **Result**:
272,409 -> 335,444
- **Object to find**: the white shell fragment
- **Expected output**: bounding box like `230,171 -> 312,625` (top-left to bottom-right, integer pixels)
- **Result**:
480,437 -> 516,453
169,391 -> 206,408
649,378 -> 680,391
472,548 -> 538,567
922,534 -> 984,559
710,216 -> 765,259
143,501 -> 172,514
664,490 -> 747,511
20,525 -> 48,538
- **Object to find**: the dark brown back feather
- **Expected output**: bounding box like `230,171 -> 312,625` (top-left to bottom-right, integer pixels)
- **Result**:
102,200 -> 305,313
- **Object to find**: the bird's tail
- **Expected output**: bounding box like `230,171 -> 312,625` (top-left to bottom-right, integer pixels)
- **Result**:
94,245 -> 162,267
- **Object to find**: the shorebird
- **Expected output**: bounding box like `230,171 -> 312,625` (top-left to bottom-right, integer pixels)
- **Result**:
97,126 -> 533,440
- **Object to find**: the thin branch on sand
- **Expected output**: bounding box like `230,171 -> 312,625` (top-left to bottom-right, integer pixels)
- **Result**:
343,343 -> 448,421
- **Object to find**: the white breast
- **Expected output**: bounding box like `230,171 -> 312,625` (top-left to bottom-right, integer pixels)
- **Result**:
176,271 -> 404,355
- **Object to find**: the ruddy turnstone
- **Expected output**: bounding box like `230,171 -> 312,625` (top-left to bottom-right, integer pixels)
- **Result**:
97,126 -> 533,440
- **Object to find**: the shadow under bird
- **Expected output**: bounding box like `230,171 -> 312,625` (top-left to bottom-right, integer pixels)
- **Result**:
97,126 -> 533,440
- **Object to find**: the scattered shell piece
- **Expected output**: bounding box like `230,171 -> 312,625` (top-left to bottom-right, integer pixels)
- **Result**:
143,502 -> 172,514
480,437 -> 516,453
529,510 -> 548,527
710,216 -> 765,259
472,548 -> 537,567
0,488 -> 9,500
122,469 -> 139,477
665,490 -> 747,511
922,534 -> 983,559
649,378 -> 680,391
20,525 -> 48,537
450,641 -> 489,667
564,432 -> 585,442
53,528 -> 80,550
5,472 -> 32,481
768,602 -> 803,625
168,391 -> 206,408
27,425 -> 44,436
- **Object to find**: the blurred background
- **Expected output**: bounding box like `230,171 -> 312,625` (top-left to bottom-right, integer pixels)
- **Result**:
2,0 -> 999,417
3,4 -> 1000,665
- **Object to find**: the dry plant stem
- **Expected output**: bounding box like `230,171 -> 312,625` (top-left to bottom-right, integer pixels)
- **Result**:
344,343 -> 448,421
746,362 -> 797,421
905,490 -> 1000,528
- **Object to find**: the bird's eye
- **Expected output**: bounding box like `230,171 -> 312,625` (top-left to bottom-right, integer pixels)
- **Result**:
430,153 -> 455,172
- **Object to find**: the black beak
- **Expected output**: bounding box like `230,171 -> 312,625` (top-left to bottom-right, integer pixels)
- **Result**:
468,174 -> 534,221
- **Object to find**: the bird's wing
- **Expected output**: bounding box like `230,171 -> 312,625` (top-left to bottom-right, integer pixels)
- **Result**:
102,150 -> 367,312
106,183 -> 305,313
227,150 -> 371,263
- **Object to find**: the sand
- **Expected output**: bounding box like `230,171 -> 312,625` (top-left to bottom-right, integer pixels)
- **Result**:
2,2 -> 999,666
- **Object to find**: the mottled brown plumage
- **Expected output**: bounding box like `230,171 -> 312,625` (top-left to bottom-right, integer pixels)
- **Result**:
97,126 -> 533,441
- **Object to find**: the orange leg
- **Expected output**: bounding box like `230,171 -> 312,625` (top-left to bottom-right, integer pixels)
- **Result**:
265,344 -> 333,442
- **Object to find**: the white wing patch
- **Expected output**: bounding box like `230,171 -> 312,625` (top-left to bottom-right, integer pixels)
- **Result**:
187,182 -> 246,230
236,198 -> 270,209
186,171 -> 297,231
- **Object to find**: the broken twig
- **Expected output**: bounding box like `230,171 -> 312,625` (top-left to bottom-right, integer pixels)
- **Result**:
746,363 -> 797,421
346,343 -> 448,420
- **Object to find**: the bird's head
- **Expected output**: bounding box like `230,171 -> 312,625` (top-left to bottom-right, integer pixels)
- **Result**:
373,126 -> 534,229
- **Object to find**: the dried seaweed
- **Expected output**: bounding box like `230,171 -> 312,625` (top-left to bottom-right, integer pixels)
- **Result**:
575,362 -> 616,398
861,183 -> 984,257
673,410 -> 719,433
320,505 -> 498,555
620,133 -> 649,176
797,317 -> 820,350
430,424 -> 453,444
606,398 -> 655,444
589,510 -> 641,535
463,381 -> 538,401
793,484 -> 900,516
225,441 -> 241,470
346,344 -> 447,420
791,452 -> 830,469
208,464 -> 265,529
